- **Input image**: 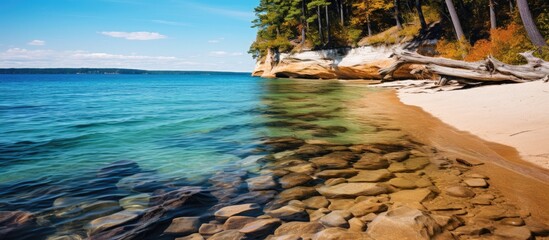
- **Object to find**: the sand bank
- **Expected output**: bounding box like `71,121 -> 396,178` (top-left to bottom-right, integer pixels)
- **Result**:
398,81 -> 549,169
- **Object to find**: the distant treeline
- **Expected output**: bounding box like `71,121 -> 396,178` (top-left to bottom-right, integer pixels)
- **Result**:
0,68 -> 249,75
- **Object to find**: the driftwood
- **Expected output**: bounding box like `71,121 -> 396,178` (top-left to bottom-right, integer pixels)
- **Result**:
379,50 -> 549,84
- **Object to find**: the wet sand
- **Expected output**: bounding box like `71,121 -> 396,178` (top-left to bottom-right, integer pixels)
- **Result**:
356,89 -> 549,224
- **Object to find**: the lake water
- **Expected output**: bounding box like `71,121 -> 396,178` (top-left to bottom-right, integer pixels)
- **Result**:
0,73 -> 375,238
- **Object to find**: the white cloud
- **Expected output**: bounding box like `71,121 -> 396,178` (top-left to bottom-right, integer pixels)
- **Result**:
28,40 -> 45,46
100,31 -> 166,40
209,51 -> 244,56
0,48 -> 254,71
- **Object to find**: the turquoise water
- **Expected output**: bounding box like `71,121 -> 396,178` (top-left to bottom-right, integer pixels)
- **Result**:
0,73 -> 376,238
0,73 -> 264,183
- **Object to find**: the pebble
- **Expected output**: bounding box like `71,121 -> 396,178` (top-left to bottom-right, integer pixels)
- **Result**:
279,173 -> 313,189
463,178 -> 488,188
388,178 -> 417,189
324,178 -> 346,186
302,196 -> 330,209
445,186 -> 476,198
319,210 -> 352,228
163,216 -> 201,236
214,203 -> 261,220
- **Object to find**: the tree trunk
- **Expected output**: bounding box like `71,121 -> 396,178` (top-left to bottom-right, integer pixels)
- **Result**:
415,0 -> 428,30
489,0 -> 497,30
509,0 -> 513,13
301,0 -> 306,44
378,50 -> 549,82
367,15 -> 373,37
325,5 -> 330,44
317,6 -> 323,43
394,0 -> 403,29
340,0 -> 344,25
445,0 -> 465,40
516,0 -> 547,47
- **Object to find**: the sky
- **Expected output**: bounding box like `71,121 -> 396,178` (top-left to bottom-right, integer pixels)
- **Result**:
0,0 -> 259,72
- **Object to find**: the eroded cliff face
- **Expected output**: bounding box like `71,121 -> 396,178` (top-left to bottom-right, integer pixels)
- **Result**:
252,46 -> 419,80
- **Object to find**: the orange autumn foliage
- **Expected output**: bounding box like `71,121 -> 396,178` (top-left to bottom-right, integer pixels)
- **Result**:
436,23 -> 546,64
465,23 -> 533,64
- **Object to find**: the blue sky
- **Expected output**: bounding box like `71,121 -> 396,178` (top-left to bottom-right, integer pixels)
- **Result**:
0,0 -> 259,72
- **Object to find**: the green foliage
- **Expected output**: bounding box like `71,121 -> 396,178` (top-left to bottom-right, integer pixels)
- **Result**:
249,0 -> 548,60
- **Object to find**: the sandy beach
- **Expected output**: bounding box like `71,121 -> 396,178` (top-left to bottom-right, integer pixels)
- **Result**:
398,81 -> 549,170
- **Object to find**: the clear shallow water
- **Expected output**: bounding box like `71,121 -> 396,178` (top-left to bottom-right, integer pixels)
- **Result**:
0,74 -> 378,238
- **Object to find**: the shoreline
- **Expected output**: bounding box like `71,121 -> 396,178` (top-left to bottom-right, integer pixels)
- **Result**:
358,89 -> 549,223
396,80 -> 549,170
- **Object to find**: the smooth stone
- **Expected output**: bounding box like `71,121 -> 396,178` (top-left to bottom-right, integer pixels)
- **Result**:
294,144 -> 328,157
199,223 -> 223,235
116,172 -> 160,192
476,206 -> 517,220
317,183 -> 387,198
463,178 -> 488,188
310,156 -> 349,170
315,169 -> 358,179
309,208 -> 331,221
328,199 -> 355,211
46,234 -> 84,240
285,163 -> 316,175
445,186 -> 475,198
347,169 -> 393,182
382,151 -> 410,162
163,216 -> 201,236
87,210 -> 141,235
360,213 -> 377,222
313,227 -> 373,240
175,233 -> 204,240
471,198 -> 492,205
268,234 -> 301,240
266,205 -> 308,221
388,178 -> 416,189
349,145 -> 383,154
431,215 -> 462,231
223,216 -> 258,230
278,186 -> 318,201
353,153 -> 389,170
348,217 -> 366,232
246,175 -> 277,191
274,221 -> 325,236
239,218 -> 281,236
494,226 -> 531,239
324,178 -> 346,186
387,162 -> 408,173
303,196 -> 330,210
452,225 -> 491,236
500,218 -> 525,226
349,202 -> 388,217
366,206 -> 441,240
319,210 -> 352,228
0,211 -> 36,238
477,193 -> 496,200
390,188 -> 435,203
214,204 -> 262,220
403,157 -> 430,171
288,200 -> 306,208
279,173 -> 313,189
208,230 -> 245,240
119,193 -> 150,210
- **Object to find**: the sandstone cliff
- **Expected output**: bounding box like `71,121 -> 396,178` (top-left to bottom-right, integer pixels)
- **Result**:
252,46 -> 425,80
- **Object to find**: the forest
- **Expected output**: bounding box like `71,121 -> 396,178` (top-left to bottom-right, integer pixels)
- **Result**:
248,0 -> 549,64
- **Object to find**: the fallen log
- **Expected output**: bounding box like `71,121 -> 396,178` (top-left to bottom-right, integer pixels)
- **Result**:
379,50 -> 549,84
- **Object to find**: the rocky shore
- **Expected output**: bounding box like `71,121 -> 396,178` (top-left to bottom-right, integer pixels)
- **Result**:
2,81 -> 548,240
252,46 -> 425,80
